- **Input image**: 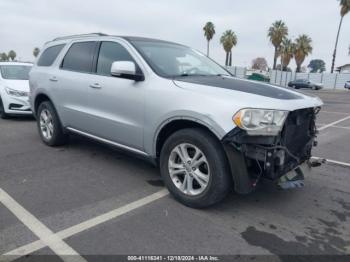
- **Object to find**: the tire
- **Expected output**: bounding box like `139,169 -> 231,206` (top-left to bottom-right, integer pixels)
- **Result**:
0,97 -> 9,119
293,85 -> 298,89
37,101 -> 68,146
160,128 -> 232,208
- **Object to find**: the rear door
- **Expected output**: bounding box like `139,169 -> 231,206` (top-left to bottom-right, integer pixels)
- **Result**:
84,41 -> 145,150
52,41 -> 99,130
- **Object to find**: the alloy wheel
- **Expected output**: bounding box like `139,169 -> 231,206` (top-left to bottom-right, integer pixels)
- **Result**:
39,109 -> 54,140
168,143 -> 210,196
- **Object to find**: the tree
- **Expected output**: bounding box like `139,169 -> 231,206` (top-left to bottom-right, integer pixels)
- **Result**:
308,59 -> 326,73
0,53 -> 8,61
33,47 -> 40,58
203,22 -> 215,57
251,57 -> 268,71
276,64 -> 292,72
331,0 -> 350,73
280,38 -> 295,71
268,20 -> 288,70
294,35 -> 313,73
8,50 -> 16,61
220,30 -> 237,66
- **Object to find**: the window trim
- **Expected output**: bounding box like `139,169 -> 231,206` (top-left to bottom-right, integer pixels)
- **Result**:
59,40 -> 144,79
94,41 -> 144,78
37,44 -> 66,67
60,41 -> 99,74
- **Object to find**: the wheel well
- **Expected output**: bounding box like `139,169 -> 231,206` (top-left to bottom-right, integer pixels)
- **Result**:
156,119 -> 220,157
34,94 -> 51,115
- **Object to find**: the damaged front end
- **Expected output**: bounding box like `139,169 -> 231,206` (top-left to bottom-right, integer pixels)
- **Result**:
222,107 -> 321,194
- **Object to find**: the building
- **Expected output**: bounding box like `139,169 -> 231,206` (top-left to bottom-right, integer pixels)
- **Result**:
336,64 -> 350,73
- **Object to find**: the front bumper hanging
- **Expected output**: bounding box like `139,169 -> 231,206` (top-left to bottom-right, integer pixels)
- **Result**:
222,107 -> 320,194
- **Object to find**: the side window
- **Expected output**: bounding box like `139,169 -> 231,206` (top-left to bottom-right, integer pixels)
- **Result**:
61,42 -> 96,73
37,44 -> 65,67
96,42 -> 136,76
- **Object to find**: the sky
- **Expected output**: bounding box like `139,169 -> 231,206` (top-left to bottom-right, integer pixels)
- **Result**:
0,0 -> 349,71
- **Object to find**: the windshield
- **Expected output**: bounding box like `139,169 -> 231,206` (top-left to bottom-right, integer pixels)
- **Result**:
0,65 -> 32,80
130,40 -> 230,78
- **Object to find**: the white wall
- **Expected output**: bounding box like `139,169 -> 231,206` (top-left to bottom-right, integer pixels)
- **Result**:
226,66 -> 247,79
269,70 -> 350,89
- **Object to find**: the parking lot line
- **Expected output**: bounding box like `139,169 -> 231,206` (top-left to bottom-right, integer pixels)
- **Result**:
2,189 -> 169,260
312,157 -> 350,168
321,110 -> 349,115
0,188 -> 86,262
318,115 -> 350,131
332,125 -> 350,130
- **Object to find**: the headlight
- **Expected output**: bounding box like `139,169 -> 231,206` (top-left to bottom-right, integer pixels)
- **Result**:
233,109 -> 288,136
5,87 -> 29,97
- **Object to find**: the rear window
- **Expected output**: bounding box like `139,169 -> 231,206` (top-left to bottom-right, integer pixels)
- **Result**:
0,65 -> 32,80
61,41 -> 97,73
37,44 -> 65,67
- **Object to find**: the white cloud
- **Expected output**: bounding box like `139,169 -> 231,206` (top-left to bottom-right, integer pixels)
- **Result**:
0,0 -> 349,71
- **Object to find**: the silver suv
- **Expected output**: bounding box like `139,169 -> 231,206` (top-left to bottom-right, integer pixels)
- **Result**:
30,33 -> 323,208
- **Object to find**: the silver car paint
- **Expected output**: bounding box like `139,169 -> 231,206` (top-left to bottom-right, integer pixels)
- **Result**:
30,36 -> 323,158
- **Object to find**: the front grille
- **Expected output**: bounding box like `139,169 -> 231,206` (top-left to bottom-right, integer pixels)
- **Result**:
281,108 -> 316,163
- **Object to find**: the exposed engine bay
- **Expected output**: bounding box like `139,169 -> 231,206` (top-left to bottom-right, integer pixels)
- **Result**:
223,107 -> 321,194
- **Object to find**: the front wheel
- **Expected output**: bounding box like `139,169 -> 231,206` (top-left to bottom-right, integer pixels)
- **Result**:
37,101 -> 68,146
0,97 -> 9,119
160,128 -> 232,208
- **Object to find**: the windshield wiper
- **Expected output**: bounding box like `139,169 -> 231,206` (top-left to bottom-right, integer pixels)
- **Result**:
216,74 -> 230,77
175,73 -> 214,77
173,73 -> 231,78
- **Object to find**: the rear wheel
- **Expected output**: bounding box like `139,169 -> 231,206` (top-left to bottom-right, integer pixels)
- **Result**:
0,97 -> 9,119
160,128 -> 232,208
37,101 -> 68,146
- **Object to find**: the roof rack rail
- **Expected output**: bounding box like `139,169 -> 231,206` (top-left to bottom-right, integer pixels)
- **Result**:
53,33 -> 108,41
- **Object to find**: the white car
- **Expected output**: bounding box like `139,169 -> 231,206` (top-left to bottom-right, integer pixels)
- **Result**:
0,62 -> 33,118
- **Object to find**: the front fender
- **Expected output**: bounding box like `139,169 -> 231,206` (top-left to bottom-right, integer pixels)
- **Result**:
145,111 -> 228,157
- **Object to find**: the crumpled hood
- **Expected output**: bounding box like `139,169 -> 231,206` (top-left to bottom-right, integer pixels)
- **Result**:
173,76 -> 323,111
1,79 -> 30,92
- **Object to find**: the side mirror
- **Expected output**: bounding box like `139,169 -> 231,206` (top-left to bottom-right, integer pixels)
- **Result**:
111,61 -> 144,81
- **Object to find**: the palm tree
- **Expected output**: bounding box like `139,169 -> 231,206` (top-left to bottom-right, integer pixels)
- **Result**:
8,50 -> 16,61
220,30 -> 237,66
294,35 -> 313,73
203,22 -> 216,57
0,53 -> 8,61
33,47 -> 40,58
331,0 -> 350,73
268,20 -> 288,70
280,38 -> 295,71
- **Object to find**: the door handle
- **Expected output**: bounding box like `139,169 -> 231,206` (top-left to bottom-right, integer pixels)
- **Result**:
89,83 -> 102,89
49,76 -> 58,82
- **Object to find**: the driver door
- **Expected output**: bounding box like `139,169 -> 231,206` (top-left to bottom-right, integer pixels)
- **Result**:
85,41 -> 145,151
